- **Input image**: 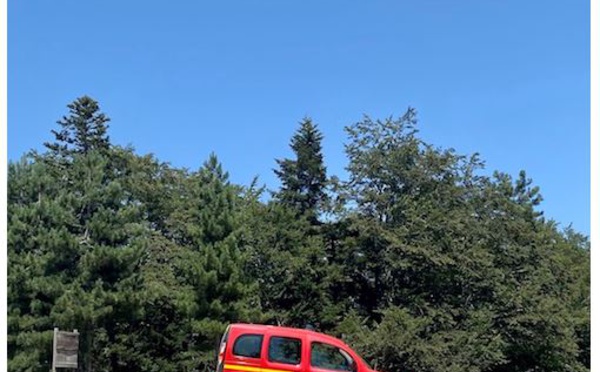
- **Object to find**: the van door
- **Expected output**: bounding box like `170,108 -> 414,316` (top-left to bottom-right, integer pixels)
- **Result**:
225,331 -> 265,372
263,332 -> 306,372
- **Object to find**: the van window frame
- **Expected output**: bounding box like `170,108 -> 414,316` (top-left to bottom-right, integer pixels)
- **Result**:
232,333 -> 264,359
267,335 -> 303,365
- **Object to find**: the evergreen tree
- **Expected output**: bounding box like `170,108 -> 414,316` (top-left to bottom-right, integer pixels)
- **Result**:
7,149 -> 148,372
164,154 -> 263,370
274,118 -> 328,222
10,99 -> 147,372
43,96 -> 111,160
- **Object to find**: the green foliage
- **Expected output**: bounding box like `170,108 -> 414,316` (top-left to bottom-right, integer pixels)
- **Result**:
334,108 -> 589,372
274,118 -> 328,223
8,99 -> 589,372
240,200 -> 332,328
44,96 -> 111,157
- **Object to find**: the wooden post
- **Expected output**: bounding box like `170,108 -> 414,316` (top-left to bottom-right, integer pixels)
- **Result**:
52,327 -> 58,372
74,329 -> 79,371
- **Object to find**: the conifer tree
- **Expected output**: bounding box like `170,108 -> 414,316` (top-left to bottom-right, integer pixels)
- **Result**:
274,118 -> 328,222
9,98 -> 144,372
164,154 -> 263,369
44,96 -> 111,160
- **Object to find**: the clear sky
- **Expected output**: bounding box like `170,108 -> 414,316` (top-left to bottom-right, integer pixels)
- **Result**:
8,1 -> 590,235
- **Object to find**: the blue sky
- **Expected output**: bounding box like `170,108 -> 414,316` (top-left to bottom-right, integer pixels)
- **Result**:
9,1 -> 590,235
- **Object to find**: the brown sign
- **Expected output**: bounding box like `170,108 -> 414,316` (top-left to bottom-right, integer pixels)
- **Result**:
53,328 -> 79,370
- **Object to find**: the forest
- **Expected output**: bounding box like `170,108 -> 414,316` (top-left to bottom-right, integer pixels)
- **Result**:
7,96 -> 590,372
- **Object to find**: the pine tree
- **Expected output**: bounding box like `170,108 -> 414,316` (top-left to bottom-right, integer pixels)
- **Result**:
163,154 -> 263,370
44,96 -> 111,160
9,98 -> 145,372
274,118 -> 328,223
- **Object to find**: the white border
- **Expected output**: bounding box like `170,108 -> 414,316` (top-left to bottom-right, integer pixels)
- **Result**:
1,0 -> 8,369
591,0 -> 598,369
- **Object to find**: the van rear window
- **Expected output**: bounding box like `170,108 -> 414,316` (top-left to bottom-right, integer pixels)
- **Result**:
268,336 -> 302,365
233,334 -> 263,358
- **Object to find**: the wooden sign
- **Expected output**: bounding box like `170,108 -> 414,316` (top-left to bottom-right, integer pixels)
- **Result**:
52,328 -> 79,371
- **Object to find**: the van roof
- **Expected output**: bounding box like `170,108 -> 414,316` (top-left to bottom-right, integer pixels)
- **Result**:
228,323 -> 346,346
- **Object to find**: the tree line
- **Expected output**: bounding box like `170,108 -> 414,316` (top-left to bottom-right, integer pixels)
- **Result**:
7,96 -> 590,372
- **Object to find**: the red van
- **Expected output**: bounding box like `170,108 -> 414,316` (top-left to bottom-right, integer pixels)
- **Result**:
215,324 -> 377,372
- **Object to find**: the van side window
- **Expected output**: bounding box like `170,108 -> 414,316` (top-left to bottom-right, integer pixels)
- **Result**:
268,336 -> 302,365
233,334 -> 263,358
311,342 -> 355,371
